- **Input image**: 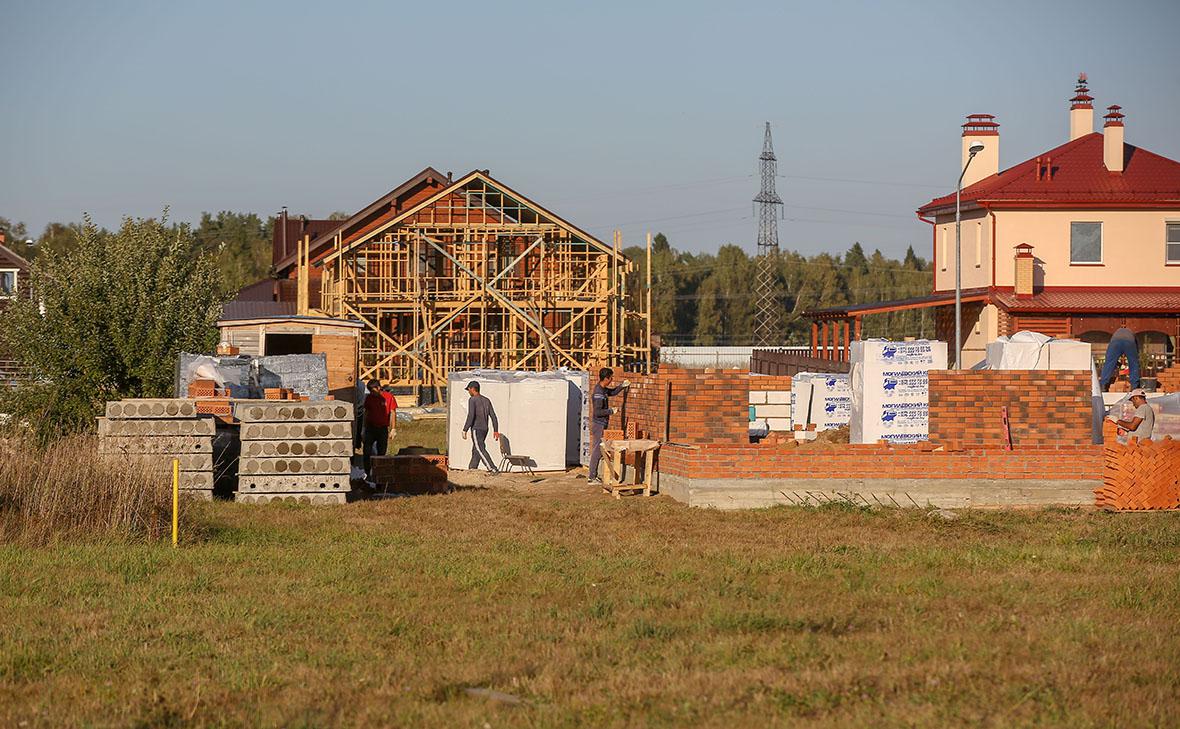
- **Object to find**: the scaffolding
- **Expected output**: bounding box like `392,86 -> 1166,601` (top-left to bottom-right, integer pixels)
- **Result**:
310,171 -> 651,399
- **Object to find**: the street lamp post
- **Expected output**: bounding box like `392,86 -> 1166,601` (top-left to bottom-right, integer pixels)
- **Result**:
955,142 -> 985,369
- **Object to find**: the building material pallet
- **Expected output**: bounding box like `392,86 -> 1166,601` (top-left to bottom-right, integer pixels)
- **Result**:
99,400 -> 219,500
1095,437 -> 1180,511
236,399 -> 353,504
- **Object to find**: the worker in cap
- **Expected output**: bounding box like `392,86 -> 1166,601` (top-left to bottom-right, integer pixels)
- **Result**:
1109,388 -> 1155,444
462,381 -> 500,474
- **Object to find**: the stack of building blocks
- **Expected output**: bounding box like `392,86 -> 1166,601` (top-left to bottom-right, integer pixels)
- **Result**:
1095,437 -> 1180,510
98,399 -> 216,500
234,401 -> 354,504
749,388 -> 792,432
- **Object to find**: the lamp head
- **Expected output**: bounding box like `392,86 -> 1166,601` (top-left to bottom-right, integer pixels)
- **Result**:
968,141 -> 985,156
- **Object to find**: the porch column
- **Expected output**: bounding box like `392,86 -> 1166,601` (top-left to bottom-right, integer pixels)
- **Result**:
854,316 -> 862,342
843,320 -> 851,361
821,322 -> 830,361
811,321 -> 818,358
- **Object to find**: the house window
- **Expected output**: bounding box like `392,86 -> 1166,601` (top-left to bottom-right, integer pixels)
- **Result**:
974,222 -> 982,268
0,269 -> 17,297
940,228 -> 947,271
1070,222 -> 1102,264
1167,222 -> 1180,264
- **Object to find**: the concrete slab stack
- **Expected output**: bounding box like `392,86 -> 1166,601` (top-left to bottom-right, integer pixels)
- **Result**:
98,399 -> 216,499
234,401 -> 354,504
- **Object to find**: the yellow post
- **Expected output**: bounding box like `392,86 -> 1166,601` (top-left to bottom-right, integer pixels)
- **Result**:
171,458 -> 179,548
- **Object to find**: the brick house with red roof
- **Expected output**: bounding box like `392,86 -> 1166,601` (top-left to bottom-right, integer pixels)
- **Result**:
807,76 -> 1179,372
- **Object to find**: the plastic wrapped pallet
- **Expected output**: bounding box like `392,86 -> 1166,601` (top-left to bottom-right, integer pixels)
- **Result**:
447,370 -> 573,472
984,331 -> 1092,371
791,372 -> 851,432
850,339 -> 948,444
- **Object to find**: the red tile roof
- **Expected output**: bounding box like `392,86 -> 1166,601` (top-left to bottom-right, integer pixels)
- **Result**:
919,133 -> 1180,215
993,288 -> 1180,314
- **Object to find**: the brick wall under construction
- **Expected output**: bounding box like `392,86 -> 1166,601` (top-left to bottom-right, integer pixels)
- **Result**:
928,370 -> 1093,448
611,367 -> 792,445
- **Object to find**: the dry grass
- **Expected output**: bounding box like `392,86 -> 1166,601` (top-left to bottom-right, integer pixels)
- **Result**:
0,435 -> 180,543
2,484 -> 1179,727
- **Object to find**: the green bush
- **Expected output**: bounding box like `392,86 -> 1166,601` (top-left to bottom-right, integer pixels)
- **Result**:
0,212 -> 226,439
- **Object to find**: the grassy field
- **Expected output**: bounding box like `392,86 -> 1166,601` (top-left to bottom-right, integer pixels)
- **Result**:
2,485 -> 1179,727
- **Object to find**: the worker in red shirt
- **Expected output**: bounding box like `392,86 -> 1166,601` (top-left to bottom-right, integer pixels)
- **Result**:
362,378 -> 397,476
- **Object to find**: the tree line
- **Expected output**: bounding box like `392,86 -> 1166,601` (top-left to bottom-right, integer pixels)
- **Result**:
623,234 -> 933,346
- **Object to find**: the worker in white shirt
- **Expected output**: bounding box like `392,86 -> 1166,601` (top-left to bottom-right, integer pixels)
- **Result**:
1110,388 -> 1155,443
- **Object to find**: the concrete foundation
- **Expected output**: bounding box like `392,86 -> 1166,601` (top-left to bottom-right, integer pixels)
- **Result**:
659,473 -> 1099,510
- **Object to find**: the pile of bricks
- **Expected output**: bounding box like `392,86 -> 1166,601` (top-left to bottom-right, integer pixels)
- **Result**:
1156,364 -> 1180,392
235,401 -> 354,504
928,370 -> 1093,448
1096,437 -> 1180,510
98,399 -> 215,499
370,453 -> 449,495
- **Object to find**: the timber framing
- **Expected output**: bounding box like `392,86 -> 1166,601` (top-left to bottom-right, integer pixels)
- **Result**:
306,169 -> 651,395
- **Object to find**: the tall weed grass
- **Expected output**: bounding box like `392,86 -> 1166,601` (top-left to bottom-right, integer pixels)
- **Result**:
0,435 -> 178,543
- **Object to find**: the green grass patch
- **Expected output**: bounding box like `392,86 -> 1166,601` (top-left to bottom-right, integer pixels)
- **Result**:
1,494 -> 1178,726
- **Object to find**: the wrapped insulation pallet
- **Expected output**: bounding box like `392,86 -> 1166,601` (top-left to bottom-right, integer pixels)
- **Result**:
850,340 -> 948,444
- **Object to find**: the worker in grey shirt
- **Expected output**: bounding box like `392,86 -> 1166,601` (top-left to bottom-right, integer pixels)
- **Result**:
1111,388 -> 1155,444
588,367 -> 630,485
461,381 -> 500,473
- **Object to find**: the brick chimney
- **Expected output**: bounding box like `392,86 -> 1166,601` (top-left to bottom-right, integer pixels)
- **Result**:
962,114 -> 1000,187
1069,73 -> 1093,141
1104,105 -> 1125,173
1014,243 -> 1035,298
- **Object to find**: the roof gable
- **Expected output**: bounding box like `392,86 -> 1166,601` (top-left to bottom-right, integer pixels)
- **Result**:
274,166 -> 450,271
318,170 -> 622,265
919,133 -> 1180,214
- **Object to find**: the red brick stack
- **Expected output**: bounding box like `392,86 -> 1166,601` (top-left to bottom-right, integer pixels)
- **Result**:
1156,364 -> 1180,392
928,370 -> 1092,448
371,454 -> 449,495
1096,437 -> 1180,510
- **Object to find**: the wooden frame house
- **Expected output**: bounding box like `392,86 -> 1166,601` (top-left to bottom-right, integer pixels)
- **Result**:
232,167 -> 651,400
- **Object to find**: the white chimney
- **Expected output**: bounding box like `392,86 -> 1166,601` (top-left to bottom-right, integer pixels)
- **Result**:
1069,73 -> 1093,141
1104,105 -> 1125,173
961,114 -> 1000,188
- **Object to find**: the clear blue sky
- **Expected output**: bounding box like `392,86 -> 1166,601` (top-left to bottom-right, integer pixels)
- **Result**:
2,0 -> 1178,259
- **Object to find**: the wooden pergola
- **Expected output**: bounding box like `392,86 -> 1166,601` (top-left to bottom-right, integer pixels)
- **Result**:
803,290 -> 989,361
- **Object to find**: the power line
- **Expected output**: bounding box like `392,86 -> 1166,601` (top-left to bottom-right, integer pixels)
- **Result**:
779,173 -> 944,189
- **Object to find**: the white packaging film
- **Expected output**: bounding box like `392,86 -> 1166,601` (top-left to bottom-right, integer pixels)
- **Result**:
850,339 -> 948,444
792,373 -> 852,432
984,331 -> 1092,371
447,370 -> 577,471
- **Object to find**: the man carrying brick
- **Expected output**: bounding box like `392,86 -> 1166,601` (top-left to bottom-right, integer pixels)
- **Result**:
362,378 -> 397,476
1110,388 -> 1155,443
588,367 -> 630,486
461,381 -> 500,474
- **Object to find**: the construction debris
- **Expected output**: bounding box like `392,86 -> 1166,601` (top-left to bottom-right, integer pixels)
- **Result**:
99,398 -> 216,500
234,401 -> 354,504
